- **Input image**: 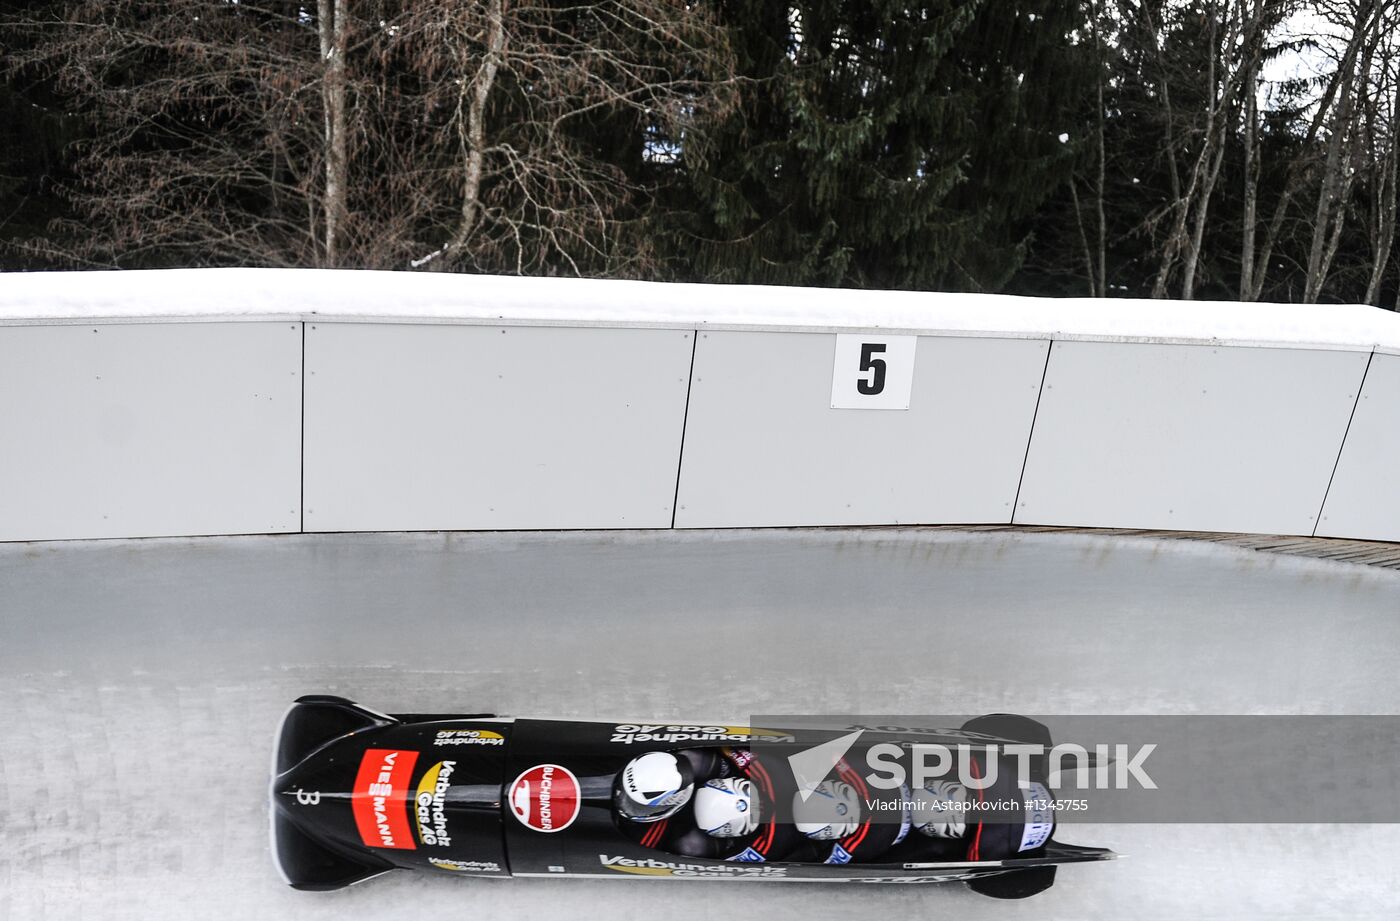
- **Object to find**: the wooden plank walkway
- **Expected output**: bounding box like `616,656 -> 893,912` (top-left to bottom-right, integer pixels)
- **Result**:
933,525 -> 1400,571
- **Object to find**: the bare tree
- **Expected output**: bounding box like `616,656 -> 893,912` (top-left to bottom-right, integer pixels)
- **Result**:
1134,0 -> 1273,299
1242,0 -> 1377,300
1072,0 -> 1110,297
2,0 -> 734,275
1239,0 -> 1263,299
400,0 -> 736,274
1301,0 -> 1383,301
1360,21 -> 1400,305
5,1 -> 332,266
318,0 -> 349,266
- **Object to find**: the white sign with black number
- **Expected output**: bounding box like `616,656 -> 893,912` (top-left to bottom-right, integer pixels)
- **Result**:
830,334 -> 917,410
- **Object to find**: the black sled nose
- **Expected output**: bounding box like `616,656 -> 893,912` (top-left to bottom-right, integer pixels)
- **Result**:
271,807 -> 395,891
270,697 -> 399,891
275,695 -> 396,774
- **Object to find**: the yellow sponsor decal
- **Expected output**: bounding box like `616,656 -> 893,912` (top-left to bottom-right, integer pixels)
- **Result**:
606,864 -> 677,876
720,726 -> 788,737
609,724 -> 795,744
414,761 -> 455,845
434,728 -> 505,747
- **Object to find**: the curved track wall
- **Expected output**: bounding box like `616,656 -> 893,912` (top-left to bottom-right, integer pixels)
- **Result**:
2,268 -> 1398,542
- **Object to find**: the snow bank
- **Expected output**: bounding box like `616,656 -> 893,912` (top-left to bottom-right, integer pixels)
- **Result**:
3,267 -> 1398,352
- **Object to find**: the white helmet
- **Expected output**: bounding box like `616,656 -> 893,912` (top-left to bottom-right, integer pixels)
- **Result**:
911,779 -> 967,838
615,751 -> 694,823
694,778 -> 760,838
792,780 -> 862,840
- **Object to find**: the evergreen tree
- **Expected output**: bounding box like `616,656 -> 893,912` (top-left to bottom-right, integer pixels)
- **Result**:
668,0 -> 1091,290
0,0 -> 83,269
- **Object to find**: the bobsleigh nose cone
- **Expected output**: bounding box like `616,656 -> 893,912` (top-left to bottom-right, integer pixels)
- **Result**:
272,770 -> 322,810
272,756 -> 348,813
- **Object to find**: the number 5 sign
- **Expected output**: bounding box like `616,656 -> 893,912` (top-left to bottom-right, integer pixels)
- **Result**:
830,334 -> 917,409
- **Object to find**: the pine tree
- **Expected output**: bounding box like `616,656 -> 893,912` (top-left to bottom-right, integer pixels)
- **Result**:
668,0 -> 1090,291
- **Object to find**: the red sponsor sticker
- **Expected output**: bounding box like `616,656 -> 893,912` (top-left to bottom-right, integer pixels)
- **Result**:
508,763 -> 581,833
352,748 -> 420,850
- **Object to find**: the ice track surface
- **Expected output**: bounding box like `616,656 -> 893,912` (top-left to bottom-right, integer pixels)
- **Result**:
2,527 -> 1398,920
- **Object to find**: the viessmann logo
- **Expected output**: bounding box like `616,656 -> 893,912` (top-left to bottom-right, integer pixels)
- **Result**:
508,764 -> 581,833
352,748 -> 420,850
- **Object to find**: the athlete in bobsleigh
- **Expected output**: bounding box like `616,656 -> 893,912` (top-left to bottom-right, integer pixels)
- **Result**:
791,751 -> 1056,864
788,755 -> 916,863
615,741 -> 1057,868
612,748 -> 813,862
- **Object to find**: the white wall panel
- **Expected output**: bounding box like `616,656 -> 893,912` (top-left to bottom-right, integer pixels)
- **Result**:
675,332 -> 1048,528
1016,341 -> 1367,535
0,322 -> 302,541
303,323 -> 693,531
1317,353 -> 1400,542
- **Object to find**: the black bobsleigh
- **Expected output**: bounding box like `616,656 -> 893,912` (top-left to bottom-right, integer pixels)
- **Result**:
271,696 -> 1113,898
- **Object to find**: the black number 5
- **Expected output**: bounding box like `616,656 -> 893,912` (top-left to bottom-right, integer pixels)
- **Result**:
857,343 -> 887,395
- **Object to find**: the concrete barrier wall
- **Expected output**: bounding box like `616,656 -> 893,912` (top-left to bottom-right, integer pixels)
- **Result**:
302,322 -> 693,531
674,332 -> 1047,528
1,269 -> 1397,543
1016,342 -> 1369,535
0,321 -> 302,541
1316,353 -> 1400,542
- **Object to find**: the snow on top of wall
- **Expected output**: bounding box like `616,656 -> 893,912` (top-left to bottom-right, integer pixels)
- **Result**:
3,267 -> 1399,352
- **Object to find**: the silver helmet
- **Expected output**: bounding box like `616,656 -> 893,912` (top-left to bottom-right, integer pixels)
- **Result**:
614,751 -> 694,823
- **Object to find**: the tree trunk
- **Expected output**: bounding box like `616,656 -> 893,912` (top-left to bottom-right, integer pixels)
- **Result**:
1153,1 -> 1238,300
1181,134 -> 1228,300
1303,74 -> 1356,302
1132,0 -> 1185,297
1363,67 -> 1399,305
1317,144 -> 1360,297
1177,5 -> 1222,300
1238,0 -> 1261,300
1250,0 -> 1374,301
1070,178 -> 1098,296
318,0 -> 349,268
1091,0 -> 1107,298
1303,8 -> 1374,303
1185,0 -> 1269,300
411,0 -> 506,270
1360,19 -> 1394,306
